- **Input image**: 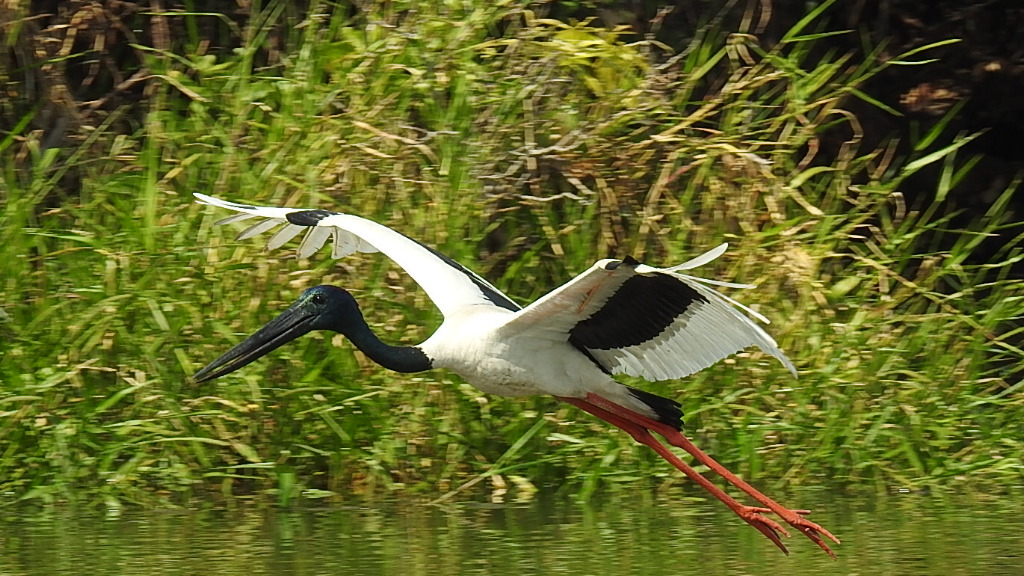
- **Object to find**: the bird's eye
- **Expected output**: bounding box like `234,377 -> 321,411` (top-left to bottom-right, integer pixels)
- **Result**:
311,293 -> 325,305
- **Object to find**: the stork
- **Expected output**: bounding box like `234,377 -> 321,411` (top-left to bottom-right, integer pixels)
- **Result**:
192,193 -> 839,557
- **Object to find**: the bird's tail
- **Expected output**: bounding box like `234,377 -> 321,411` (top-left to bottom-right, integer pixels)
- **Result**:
627,386 -> 684,430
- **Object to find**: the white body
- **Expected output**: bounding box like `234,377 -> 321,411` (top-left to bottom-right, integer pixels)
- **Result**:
422,304 -> 638,405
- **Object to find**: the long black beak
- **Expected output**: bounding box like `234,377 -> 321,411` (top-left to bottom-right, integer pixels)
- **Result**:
194,301 -> 317,383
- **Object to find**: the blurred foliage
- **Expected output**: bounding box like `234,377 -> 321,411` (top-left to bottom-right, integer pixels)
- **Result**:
0,0 -> 1021,507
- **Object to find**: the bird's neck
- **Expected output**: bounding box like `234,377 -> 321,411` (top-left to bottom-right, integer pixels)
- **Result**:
345,315 -> 432,374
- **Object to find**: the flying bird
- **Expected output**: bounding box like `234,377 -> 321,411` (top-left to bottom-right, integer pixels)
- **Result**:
192,193 -> 838,557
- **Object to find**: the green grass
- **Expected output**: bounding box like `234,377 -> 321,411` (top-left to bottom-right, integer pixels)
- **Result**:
1,0 -> 1022,507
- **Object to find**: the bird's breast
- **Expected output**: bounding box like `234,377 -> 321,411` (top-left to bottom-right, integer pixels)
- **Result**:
420,308 -> 602,398
430,334 -> 553,396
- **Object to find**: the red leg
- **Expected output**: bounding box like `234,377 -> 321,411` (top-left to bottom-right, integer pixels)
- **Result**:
561,394 -> 839,558
560,396 -> 794,555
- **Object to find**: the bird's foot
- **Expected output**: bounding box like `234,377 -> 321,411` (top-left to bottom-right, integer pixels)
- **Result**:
735,505 -> 792,555
772,507 -> 840,559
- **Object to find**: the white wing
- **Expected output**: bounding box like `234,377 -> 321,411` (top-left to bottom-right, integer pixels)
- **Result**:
194,194 -> 520,317
499,245 -> 795,380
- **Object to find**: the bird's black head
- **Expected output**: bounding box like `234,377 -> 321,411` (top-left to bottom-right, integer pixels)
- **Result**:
301,285 -> 359,331
193,285 -> 359,383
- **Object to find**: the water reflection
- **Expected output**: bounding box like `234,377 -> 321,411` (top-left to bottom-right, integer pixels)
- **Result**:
1,492 -> 1021,575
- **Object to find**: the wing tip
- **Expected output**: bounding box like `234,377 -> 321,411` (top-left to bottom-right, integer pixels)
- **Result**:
194,193 -> 258,212
776,351 -> 799,378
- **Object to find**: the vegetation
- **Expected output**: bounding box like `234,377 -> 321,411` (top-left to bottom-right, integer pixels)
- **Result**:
1,0 -> 1021,507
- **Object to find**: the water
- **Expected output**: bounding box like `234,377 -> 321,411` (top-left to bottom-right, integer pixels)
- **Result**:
1,492 -> 1021,575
